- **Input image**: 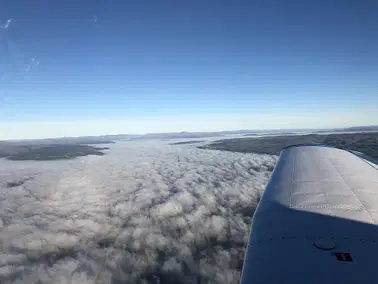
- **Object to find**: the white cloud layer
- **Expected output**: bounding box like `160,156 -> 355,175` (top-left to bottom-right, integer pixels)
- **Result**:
0,140 -> 277,283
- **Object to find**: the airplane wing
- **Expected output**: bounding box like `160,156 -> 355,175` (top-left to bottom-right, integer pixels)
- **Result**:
240,145 -> 378,284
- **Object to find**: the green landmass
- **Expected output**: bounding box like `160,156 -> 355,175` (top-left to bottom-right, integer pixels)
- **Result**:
200,133 -> 378,159
170,140 -> 205,145
0,143 -> 108,161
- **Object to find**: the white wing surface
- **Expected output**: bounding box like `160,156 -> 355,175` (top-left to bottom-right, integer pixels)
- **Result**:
240,145 -> 378,284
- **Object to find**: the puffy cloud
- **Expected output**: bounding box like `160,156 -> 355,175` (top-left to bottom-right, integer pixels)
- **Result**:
0,140 -> 277,283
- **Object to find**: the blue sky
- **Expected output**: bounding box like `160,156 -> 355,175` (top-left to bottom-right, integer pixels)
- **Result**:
0,0 -> 377,139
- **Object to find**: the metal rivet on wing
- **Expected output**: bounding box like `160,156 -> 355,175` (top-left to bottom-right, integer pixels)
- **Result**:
314,238 -> 336,250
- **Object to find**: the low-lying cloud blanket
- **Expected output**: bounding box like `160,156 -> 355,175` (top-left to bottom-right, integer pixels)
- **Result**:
0,141 -> 277,283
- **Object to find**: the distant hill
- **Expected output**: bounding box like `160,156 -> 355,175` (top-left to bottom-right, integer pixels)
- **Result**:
343,125 -> 378,131
2,125 -> 377,144
0,142 -> 109,161
6,145 -> 108,161
315,125 -> 378,133
170,140 -> 205,145
243,132 -> 297,137
200,132 -> 378,160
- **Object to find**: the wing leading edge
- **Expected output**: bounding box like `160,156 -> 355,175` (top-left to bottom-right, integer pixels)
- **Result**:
240,145 -> 378,284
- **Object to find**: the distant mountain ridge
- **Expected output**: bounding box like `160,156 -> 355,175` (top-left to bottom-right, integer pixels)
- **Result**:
2,125 -> 377,143
315,125 -> 378,133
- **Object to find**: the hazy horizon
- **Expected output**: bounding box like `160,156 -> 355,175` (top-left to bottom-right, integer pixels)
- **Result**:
1,114 -> 378,140
1,121 -> 378,141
